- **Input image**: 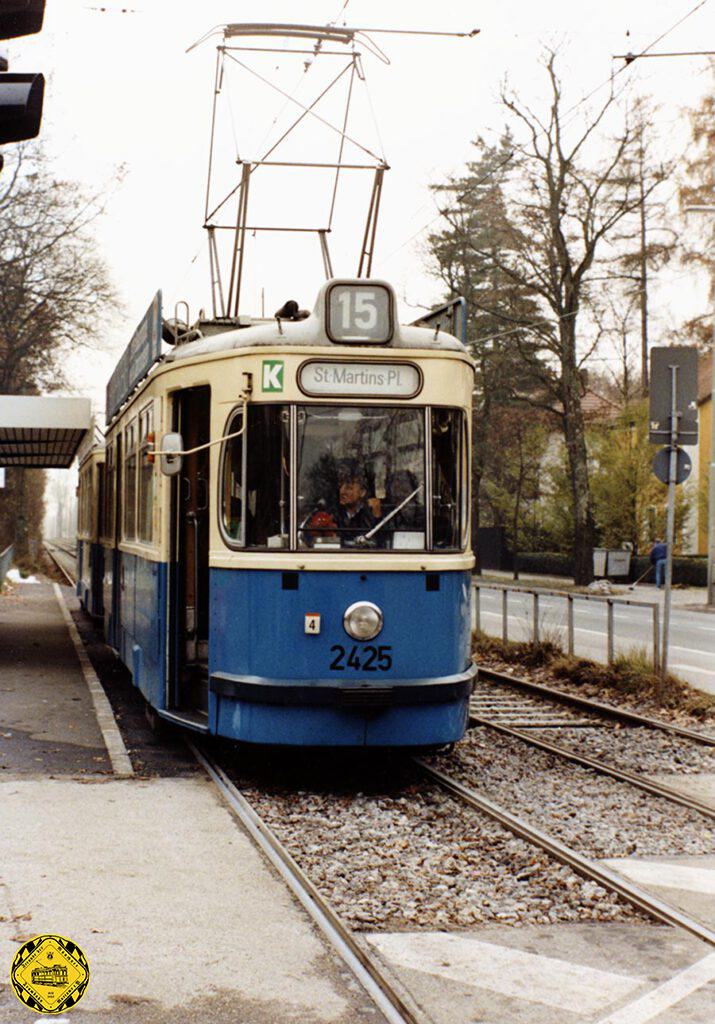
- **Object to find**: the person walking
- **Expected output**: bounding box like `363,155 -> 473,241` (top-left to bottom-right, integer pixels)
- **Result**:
649,538 -> 668,589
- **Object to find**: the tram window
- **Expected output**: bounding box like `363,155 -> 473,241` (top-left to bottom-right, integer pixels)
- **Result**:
297,406 -> 425,551
221,405 -> 290,548
432,408 -> 463,550
97,463 -> 106,539
123,421 -> 137,540
105,443 -> 115,541
138,406 -> 154,543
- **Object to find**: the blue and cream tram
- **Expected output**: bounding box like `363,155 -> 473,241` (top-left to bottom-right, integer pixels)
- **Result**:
90,278 -> 476,746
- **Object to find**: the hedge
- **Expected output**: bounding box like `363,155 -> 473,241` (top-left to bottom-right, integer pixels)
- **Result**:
508,552 -> 708,586
514,552 -> 573,577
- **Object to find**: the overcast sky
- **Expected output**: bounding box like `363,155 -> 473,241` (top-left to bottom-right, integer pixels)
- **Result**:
9,0 -> 715,419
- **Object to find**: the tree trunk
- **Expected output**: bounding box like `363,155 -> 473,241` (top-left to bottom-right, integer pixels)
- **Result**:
561,337 -> 596,584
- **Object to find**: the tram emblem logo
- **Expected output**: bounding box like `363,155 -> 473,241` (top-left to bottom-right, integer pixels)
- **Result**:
262,360 -> 284,393
10,934 -> 90,1014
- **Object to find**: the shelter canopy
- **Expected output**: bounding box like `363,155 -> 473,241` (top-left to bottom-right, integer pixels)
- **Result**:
0,396 -> 92,468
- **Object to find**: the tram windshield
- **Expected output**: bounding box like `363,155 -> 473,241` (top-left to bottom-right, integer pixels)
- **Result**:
220,404 -> 465,552
297,406 -> 426,551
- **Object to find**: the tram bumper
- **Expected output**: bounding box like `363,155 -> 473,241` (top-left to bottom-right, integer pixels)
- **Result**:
210,663 -> 477,746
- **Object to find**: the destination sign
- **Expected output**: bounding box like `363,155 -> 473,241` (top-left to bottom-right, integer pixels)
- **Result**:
106,291 -> 162,423
299,361 -> 421,398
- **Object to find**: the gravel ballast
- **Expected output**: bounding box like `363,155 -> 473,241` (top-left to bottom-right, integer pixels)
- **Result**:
432,728 -> 715,859
229,757 -> 646,932
532,724 -> 715,776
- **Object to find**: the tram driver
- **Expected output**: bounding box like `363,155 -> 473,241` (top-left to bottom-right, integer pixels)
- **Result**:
335,461 -> 377,537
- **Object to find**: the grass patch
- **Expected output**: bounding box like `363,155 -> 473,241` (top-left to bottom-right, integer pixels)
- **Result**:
472,631 -> 562,669
472,631 -> 715,721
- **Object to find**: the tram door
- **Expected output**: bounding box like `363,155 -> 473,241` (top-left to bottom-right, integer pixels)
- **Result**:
170,386 -> 211,719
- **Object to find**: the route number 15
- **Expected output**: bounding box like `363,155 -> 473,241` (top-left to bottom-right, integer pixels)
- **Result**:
328,284 -> 391,343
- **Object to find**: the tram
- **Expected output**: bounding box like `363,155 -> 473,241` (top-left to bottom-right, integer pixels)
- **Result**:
79,278 -> 476,746
76,20 -> 479,746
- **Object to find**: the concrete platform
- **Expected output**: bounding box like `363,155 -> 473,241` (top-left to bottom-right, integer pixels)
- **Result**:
0,581 -> 380,1022
0,582 -> 110,776
0,777 -> 371,1023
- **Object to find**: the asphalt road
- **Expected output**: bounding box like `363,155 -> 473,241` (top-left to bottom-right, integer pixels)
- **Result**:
472,587 -> 715,694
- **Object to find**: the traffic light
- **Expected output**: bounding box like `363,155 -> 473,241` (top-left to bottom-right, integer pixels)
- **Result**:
0,1 -> 45,38
0,1 -> 45,147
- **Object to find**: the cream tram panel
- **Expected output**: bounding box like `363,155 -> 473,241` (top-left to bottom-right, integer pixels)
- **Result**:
202,347 -> 474,571
105,344 -> 473,569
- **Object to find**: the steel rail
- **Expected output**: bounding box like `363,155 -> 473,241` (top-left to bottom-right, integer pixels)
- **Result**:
469,714 -> 715,820
416,760 -> 715,949
45,543 -> 76,587
478,667 -> 715,747
191,745 -> 425,1024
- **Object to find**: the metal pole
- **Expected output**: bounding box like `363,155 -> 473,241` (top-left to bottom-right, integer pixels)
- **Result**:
653,604 -> 661,682
661,364 -> 679,680
567,595 -> 574,655
502,589 -> 508,642
532,592 -> 539,643
607,599 -> 614,665
474,585 -> 480,634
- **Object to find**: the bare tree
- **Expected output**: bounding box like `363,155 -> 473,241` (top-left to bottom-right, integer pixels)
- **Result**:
0,145 -> 119,563
0,144 -> 119,393
438,51 -> 664,583
679,61 -> 715,302
612,97 -> 676,394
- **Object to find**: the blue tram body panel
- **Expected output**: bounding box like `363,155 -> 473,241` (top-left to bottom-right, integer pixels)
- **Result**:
209,568 -> 473,746
77,540 -> 104,619
115,552 -> 168,710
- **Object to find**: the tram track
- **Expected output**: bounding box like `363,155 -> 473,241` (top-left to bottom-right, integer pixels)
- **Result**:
191,743 -> 425,1024
476,666 -> 715,746
44,541 -> 76,587
193,738 -> 715,1024
414,759 -> 715,949
469,670 -> 715,819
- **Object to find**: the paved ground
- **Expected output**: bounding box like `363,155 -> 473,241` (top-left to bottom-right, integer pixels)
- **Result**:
0,581 -> 381,1023
473,583 -> 715,694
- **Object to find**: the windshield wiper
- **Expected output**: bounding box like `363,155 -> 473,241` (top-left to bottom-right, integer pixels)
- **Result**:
356,485 -> 423,545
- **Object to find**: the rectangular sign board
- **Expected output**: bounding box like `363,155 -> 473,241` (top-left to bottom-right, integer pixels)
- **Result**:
106,291 -> 162,423
649,346 -> 699,445
411,296 -> 467,344
299,360 -> 422,398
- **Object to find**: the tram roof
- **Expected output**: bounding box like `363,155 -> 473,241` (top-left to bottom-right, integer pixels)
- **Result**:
0,395 -> 92,468
166,318 -> 468,362
165,283 -> 470,366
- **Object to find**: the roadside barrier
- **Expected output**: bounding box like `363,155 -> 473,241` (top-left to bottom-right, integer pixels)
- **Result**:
472,580 -> 660,671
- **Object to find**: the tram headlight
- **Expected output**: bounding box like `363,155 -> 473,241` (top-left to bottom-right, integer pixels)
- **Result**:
343,601 -> 383,641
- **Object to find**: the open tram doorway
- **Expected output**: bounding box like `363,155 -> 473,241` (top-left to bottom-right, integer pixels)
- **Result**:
168,385 -> 211,726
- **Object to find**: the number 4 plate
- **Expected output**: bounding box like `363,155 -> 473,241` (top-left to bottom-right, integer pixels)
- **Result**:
305,613 -> 321,635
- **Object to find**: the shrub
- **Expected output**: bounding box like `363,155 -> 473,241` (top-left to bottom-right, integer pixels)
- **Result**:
513,552 -> 574,576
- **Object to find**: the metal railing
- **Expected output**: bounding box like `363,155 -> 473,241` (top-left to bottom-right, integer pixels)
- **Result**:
472,581 -> 660,671
0,544 -> 14,589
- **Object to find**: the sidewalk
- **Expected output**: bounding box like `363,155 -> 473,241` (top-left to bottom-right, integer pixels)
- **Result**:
0,581 -> 376,1023
478,569 -> 713,611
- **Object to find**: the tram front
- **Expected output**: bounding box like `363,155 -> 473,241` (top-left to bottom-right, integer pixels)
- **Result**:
206,279 -> 477,747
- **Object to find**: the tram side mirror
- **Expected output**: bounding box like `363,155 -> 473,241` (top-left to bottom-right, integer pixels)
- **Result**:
159,432 -> 184,476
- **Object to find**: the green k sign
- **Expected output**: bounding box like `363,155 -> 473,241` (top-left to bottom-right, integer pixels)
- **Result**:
262,359 -> 284,393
